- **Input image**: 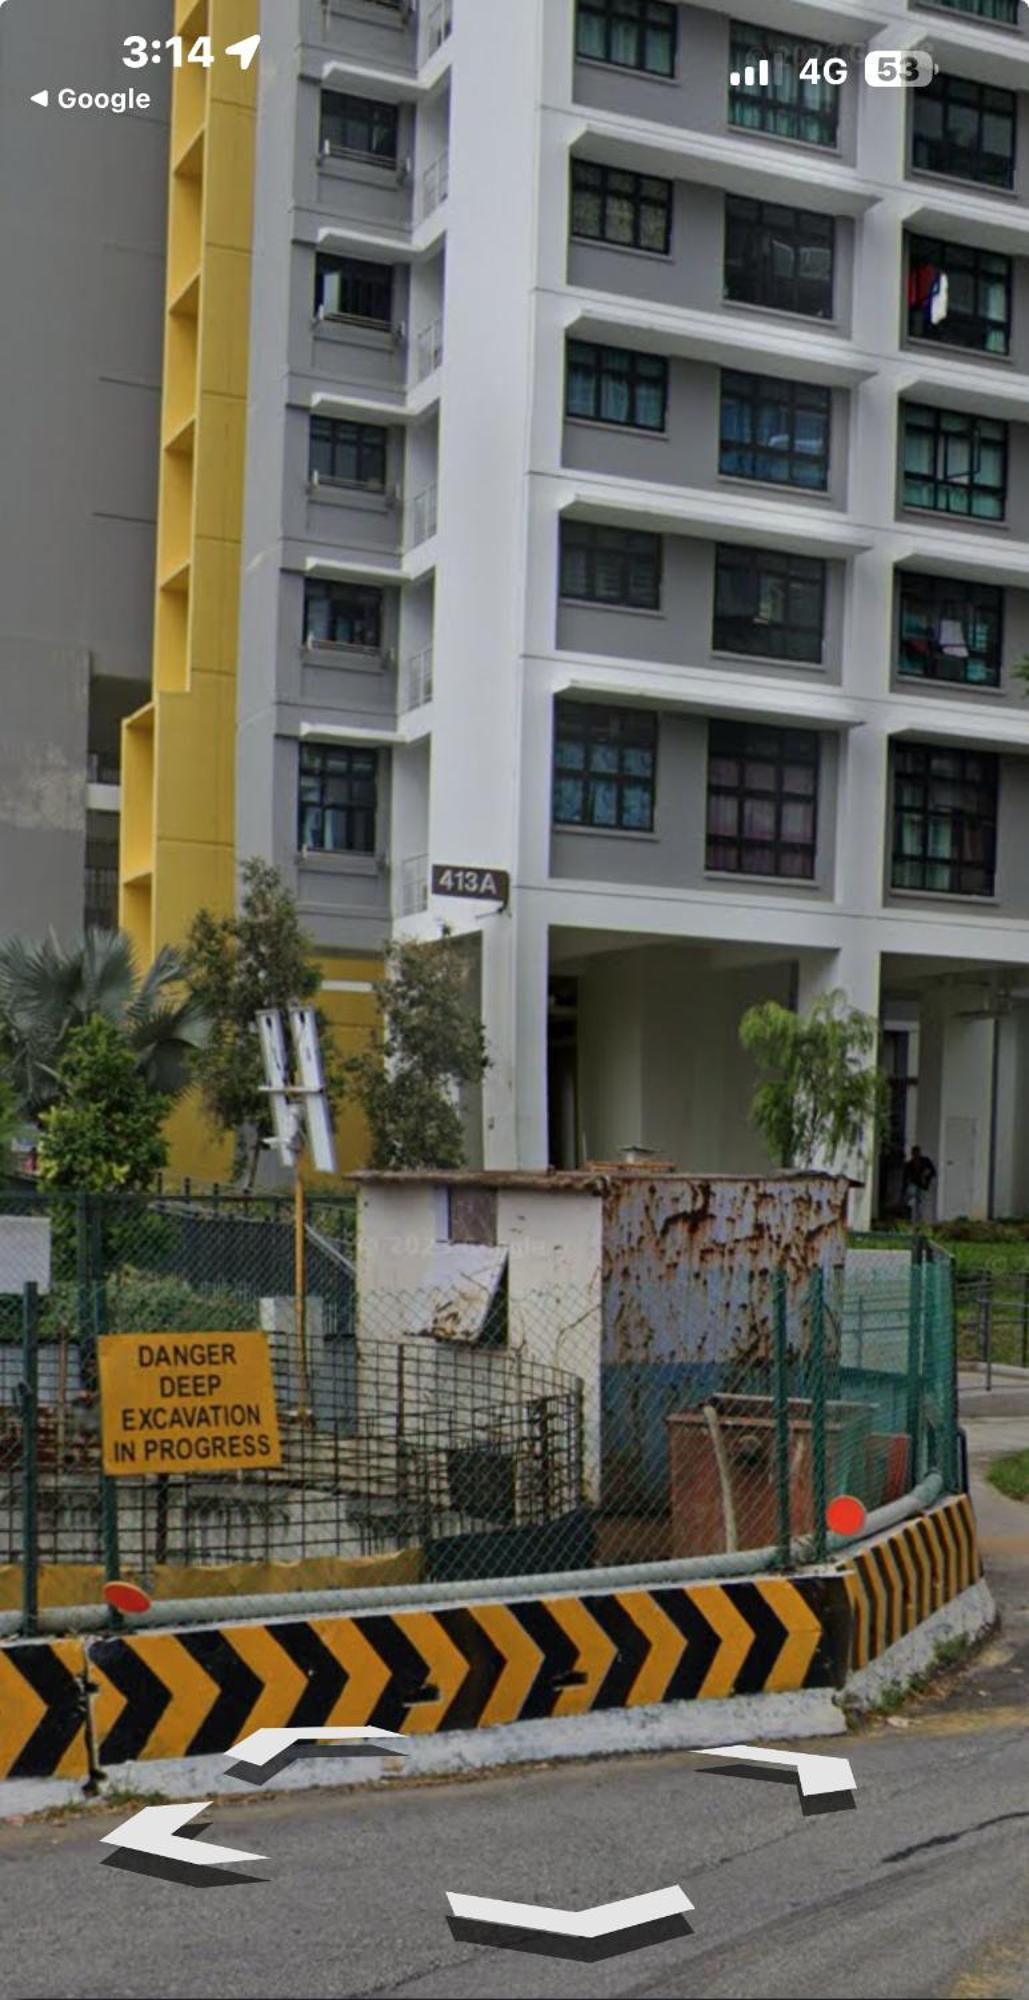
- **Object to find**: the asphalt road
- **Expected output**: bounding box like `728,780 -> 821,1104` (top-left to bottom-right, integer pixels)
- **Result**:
1,1695 -> 1027,2000
2,1402 -> 1026,2000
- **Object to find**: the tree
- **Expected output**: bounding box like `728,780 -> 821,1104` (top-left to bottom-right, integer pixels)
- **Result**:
739,989 -> 887,1174
183,858 -> 346,1184
0,929 -> 206,1117
0,1073 -> 26,1182
346,934 -> 489,1170
36,1016 -> 170,1192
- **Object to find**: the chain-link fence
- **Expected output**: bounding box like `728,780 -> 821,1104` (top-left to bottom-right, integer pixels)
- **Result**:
0,1191 -> 958,1629
956,1269 -> 1029,1380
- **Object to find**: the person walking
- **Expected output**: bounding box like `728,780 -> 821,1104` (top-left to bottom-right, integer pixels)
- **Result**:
903,1144 -> 937,1226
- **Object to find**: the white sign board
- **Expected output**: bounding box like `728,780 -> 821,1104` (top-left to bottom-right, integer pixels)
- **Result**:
290,1007 -> 338,1176
0,1217 -> 51,1295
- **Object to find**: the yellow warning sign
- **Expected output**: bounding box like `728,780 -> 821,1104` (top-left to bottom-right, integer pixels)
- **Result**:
97,1333 -> 282,1477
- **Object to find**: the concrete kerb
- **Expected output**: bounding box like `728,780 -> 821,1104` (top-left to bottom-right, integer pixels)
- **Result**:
842,1577 -> 997,1712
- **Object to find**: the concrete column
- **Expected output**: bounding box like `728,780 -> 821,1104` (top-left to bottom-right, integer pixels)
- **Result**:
481,904 -> 549,1170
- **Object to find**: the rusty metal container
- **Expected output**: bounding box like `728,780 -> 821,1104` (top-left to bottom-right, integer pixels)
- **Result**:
666,1393 -> 873,1555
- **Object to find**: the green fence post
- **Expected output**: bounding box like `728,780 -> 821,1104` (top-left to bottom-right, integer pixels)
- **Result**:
772,1269 -> 791,1571
936,1260 -> 958,1491
906,1248 -> 925,1483
76,1189 -> 92,1385
93,1247 -> 122,1619
18,1283 -> 39,1637
809,1267 -> 827,1563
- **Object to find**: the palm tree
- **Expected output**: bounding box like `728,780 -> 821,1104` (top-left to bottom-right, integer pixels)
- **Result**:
0,929 -> 208,1116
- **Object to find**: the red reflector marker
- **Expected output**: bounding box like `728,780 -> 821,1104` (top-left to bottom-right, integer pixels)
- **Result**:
825,1495 -> 866,1538
103,1581 -> 152,1615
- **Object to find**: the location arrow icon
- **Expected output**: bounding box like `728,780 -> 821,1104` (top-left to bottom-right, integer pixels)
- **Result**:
225,33 -> 261,70
30,90 -> 49,108
445,1886 -> 693,1962
695,1743 -> 856,1811
101,1801 -> 265,1878
225,1725 -> 408,1784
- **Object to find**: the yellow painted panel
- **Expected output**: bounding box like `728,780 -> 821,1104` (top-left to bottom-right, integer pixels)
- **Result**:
188,534 -> 243,674
120,709 -> 155,882
211,0 -> 259,67
167,172 -> 203,305
165,1089 -> 233,1182
120,879 -> 154,966
199,244 -> 253,397
202,101 -> 257,249
153,842 -> 234,950
155,585 -> 190,695
194,396 -> 248,541
153,674 -> 233,845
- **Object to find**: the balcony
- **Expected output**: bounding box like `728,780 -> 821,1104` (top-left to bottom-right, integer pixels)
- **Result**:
402,645 -> 434,710
400,853 -> 429,914
416,316 -> 444,382
405,482 -> 438,547
418,149 -> 449,223
418,0 -> 452,64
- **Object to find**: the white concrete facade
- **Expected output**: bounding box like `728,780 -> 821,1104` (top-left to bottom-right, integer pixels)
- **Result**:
240,0 -> 1029,1224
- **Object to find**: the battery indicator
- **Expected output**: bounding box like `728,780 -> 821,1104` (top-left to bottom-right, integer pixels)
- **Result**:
864,50 -> 938,89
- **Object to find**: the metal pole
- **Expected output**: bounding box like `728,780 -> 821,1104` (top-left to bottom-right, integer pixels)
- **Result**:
94,1274 -> 121,1618
18,1284 -> 39,1637
771,1269 -> 791,1572
906,1253 -> 925,1478
810,1267 -> 827,1563
984,1278 -> 993,1395
1023,1269 -> 1029,1373
294,1127 -> 310,1425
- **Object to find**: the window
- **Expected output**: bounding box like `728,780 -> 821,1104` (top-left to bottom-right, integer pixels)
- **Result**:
305,580 -> 383,648
911,73 -> 1016,190
320,90 -> 398,163
309,417 -> 388,489
898,574 -> 1003,688
901,404 -> 1007,521
315,254 -> 393,325
570,159 -> 673,255
575,0 -> 677,74
892,745 -> 998,895
566,341 -> 668,430
719,371 -> 830,490
298,744 -> 378,855
729,24 -> 839,148
553,702 -> 657,830
706,722 -> 819,879
713,545 -> 825,663
559,521 -> 662,608
907,236 -> 1011,357
724,196 -> 835,319
919,0 -> 1018,19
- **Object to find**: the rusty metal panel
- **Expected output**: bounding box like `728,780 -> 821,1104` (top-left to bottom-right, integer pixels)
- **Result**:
601,1175 -> 849,1368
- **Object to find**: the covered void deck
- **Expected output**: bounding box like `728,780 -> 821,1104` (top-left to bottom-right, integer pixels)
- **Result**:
546,931 -> 1029,1224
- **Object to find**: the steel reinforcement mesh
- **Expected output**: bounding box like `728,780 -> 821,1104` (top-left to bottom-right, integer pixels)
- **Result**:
0,1192 -> 959,1616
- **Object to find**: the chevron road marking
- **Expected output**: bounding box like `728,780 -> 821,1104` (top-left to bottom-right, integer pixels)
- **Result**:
226,1725 -> 407,1780
101,1802 -> 264,1870
695,1744 -> 856,1800
446,1885 -> 693,1941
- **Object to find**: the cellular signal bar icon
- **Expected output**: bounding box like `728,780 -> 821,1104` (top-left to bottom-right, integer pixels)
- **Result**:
730,58 -> 770,87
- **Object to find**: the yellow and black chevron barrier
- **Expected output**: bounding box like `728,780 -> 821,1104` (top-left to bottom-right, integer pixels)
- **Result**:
0,1638 -> 91,1780
83,1573 -> 851,1766
845,1494 -> 982,1671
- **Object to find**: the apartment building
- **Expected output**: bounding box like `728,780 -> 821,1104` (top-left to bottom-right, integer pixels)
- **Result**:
227,0 -> 1029,1221
0,0 -> 171,939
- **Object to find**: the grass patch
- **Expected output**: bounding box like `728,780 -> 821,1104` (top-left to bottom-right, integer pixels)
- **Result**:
988,1450 -> 1029,1504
